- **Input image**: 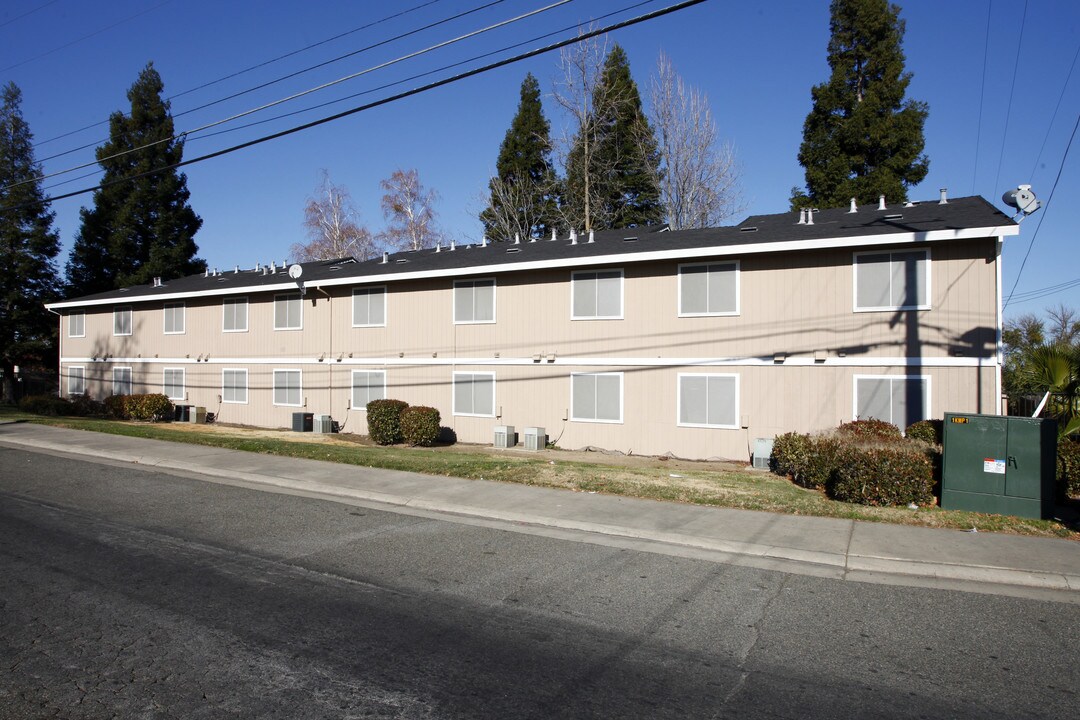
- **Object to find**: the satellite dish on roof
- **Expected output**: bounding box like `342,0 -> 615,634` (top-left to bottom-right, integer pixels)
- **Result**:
288,263 -> 303,279
1002,184 -> 1040,219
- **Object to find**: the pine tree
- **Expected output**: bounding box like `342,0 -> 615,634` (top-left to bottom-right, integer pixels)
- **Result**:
793,0 -> 929,209
0,82 -> 61,402
562,43 -> 663,231
479,73 -> 558,241
66,63 -> 204,297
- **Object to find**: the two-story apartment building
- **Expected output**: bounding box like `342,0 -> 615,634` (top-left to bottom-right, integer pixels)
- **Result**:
46,194 -> 1018,461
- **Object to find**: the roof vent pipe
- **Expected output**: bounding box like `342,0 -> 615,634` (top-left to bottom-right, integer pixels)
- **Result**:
435,243 -> 441,253
878,195 -> 886,210
270,261 -> 276,273
797,208 -> 806,225
153,276 -> 161,287
848,198 -> 858,213
806,209 -> 814,225
204,268 -> 209,278
450,238 -> 456,251
570,229 -> 577,245
481,236 -> 488,248
551,228 -> 557,241
588,230 -> 595,243
939,187 -> 948,204
529,234 -> 537,243
234,265 -> 239,273
255,262 -> 261,271
513,233 -> 520,245
381,252 -> 389,264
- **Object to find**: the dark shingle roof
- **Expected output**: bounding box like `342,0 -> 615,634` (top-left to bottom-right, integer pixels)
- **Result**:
53,195 -> 1014,307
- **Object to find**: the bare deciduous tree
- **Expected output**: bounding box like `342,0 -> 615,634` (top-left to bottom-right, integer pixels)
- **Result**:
379,168 -> 441,251
649,51 -> 743,229
1046,303 -> 1080,346
291,170 -> 374,261
480,172 -> 559,243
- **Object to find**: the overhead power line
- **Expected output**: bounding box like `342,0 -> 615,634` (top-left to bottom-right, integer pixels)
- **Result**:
0,0 -> 708,214
0,0 -> 59,29
6,0 -> 574,192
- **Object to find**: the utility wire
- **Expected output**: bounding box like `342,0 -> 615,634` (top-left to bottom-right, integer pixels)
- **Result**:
992,0 -> 1027,195
1,0 -> 171,73
1,0 -> 708,213
9,0 -> 573,192
971,0 -> 992,194
36,0 -> 506,162
1028,40 -> 1080,180
1003,110 -> 1080,310
0,0 -> 59,29
1006,277 -> 1080,305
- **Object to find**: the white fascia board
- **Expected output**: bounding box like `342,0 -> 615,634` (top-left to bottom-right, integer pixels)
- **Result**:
60,355 -> 997,368
46,225 -> 1017,310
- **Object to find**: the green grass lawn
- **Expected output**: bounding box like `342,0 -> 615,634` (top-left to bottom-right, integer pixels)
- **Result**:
2,406 -> 1076,540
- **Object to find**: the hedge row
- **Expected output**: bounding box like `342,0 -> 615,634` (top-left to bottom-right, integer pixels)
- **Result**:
366,399 -> 443,446
105,394 -> 174,421
1060,437 -> 1080,500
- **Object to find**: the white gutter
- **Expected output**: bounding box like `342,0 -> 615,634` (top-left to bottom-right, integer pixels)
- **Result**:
45,224 -> 1020,310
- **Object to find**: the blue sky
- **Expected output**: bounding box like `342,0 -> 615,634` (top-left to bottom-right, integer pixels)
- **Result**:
3,0 -> 1079,321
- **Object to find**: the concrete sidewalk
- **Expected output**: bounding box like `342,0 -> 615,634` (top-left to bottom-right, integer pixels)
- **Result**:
1,421 -> 1077,600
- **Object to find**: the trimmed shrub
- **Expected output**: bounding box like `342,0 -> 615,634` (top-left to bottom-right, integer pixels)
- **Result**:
127,394 -> 173,421
830,444 -> 935,507
18,394 -> 72,416
68,393 -> 104,417
104,394 -> 131,420
401,406 -> 441,446
837,418 -> 903,442
905,419 -> 943,445
1058,436 -> 1080,500
771,432 -> 841,490
367,399 -> 408,445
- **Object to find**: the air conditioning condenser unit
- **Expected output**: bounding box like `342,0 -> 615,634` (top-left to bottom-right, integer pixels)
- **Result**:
493,425 -> 515,448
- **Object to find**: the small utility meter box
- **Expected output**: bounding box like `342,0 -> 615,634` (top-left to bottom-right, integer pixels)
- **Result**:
941,413 -> 1057,519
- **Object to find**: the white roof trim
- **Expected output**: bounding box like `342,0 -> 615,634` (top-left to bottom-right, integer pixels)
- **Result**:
46,225 -> 1018,310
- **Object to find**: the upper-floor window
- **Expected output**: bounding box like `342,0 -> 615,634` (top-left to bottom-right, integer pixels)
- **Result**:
678,373 -> 738,428
351,370 -> 386,410
274,293 -> 302,330
273,369 -> 302,406
113,306 -> 132,336
453,372 -> 495,417
572,270 -> 622,320
571,372 -> 623,423
854,249 -> 930,312
223,297 -> 248,333
163,302 -> 185,334
679,262 -> 739,316
352,287 -> 386,327
854,375 -> 930,429
454,279 -> 495,324
68,366 -> 86,396
68,311 -> 85,338
222,369 -> 248,404
112,367 -> 132,396
163,368 -> 185,401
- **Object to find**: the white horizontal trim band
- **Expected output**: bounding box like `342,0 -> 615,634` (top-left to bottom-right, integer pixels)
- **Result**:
45,227 -> 1017,309
59,355 -> 998,368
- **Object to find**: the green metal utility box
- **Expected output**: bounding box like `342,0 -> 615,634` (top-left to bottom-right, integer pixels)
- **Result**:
941,413 -> 1057,519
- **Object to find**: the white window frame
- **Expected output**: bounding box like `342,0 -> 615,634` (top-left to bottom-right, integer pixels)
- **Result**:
570,372 -> 624,424
452,371 -> 496,417
351,369 -> 387,410
222,296 -> 248,333
222,369 -> 248,404
453,278 -> 496,325
273,369 -> 303,407
352,286 -> 387,328
68,366 -> 86,396
112,366 -> 132,396
273,293 -> 303,331
113,306 -> 132,336
163,302 -> 185,335
68,311 -> 85,338
677,373 -> 739,429
852,374 -> 931,428
853,249 -> 931,312
163,367 -> 185,401
571,269 -> 624,320
678,261 -> 740,317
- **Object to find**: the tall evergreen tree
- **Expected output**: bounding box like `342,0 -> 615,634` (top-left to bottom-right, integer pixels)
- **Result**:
479,73 -> 558,241
563,43 -> 663,231
792,0 -> 929,209
0,82 -> 61,402
66,63 -> 204,297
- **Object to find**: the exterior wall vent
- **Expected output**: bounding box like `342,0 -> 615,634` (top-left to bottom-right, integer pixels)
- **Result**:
740,226 -> 758,232
884,214 -> 903,220
507,247 -> 521,253
395,258 -> 408,264
623,236 -> 638,242
493,425 -> 516,449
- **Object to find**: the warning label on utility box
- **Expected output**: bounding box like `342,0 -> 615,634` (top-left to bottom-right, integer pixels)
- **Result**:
983,458 -> 1006,474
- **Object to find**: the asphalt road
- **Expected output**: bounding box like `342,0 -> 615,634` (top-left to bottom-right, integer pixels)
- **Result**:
1,446 -> 1077,719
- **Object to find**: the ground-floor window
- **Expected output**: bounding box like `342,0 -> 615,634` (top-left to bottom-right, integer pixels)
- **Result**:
222,369 -> 248,404
112,367 -> 132,396
453,372 -> 495,417
854,375 -> 930,429
68,366 -> 85,396
571,372 -> 623,423
351,370 -> 386,411
163,368 -> 185,401
273,369 -> 302,406
678,373 -> 738,428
